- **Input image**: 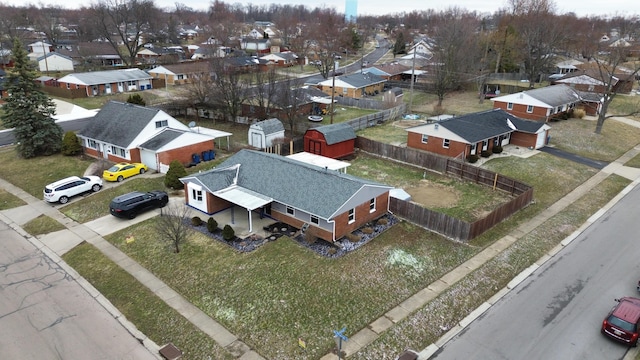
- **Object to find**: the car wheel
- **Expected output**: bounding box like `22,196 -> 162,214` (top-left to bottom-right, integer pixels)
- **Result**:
59,196 -> 69,204
160,199 -> 168,208
139,168 -> 146,174
128,212 -> 137,219
117,175 -> 124,182
92,184 -> 101,192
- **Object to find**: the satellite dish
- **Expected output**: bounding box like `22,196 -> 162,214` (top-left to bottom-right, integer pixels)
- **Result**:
188,121 -> 196,128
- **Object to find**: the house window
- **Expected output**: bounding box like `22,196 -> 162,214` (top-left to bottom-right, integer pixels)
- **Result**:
482,140 -> 488,151
87,139 -> 98,149
343,88 -> 348,95
443,139 -> 450,148
66,83 -> 70,89
311,215 -> 319,224
110,146 -> 125,157
421,134 -> 429,144
192,189 -> 202,201
526,105 -> 534,113
348,208 -> 355,224
286,206 -> 294,215
557,106 -> 562,113
493,137 -> 499,146
177,74 -> 184,80
369,198 -> 376,212
588,85 -> 594,91
507,102 -> 513,110
155,120 -> 168,128
470,143 -> 477,154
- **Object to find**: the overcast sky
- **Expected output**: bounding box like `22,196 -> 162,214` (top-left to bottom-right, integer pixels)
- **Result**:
14,0 -> 640,18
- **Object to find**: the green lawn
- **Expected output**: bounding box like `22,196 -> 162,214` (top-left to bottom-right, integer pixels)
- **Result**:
0,188 -> 26,210
22,214 -> 66,236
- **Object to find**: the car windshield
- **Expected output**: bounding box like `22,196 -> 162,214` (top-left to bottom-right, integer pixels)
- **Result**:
107,166 -> 120,172
608,315 -> 636,332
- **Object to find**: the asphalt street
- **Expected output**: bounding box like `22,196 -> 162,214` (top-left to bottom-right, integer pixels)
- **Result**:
0,220 -> 158,360
432,183 -> 640,359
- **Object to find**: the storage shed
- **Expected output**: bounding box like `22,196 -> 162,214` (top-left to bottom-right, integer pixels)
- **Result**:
303,122 -> 356,159
248,118 -> 285,149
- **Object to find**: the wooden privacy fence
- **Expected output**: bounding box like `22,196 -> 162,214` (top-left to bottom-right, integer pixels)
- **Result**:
357,137 -> 534,241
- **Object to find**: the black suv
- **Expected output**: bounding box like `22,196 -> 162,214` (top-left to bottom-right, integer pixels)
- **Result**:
109,190 -> 169,219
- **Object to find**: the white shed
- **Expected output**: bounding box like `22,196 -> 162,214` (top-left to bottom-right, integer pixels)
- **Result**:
37,52 -> 74,72
248,118 -> 285,149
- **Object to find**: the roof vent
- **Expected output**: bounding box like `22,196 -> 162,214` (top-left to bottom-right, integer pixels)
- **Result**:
434,123 -> 439,129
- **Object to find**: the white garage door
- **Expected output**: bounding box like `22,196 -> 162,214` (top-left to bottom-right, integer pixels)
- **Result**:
140,150 -> 158,171
535,132 -> 546,149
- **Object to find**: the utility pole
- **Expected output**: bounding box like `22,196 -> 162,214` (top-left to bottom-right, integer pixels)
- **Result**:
330,57 -> 336,124
409,49 -> 416,113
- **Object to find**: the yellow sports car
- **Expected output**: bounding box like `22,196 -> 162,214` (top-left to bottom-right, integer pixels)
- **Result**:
102,162 -> 148,182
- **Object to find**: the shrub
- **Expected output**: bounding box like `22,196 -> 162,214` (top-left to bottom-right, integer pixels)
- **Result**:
191,216 -> 203,226
492,145 -> 503,154
346,233 -> 361,243
126,93 -> 146,106
573,108 -> 586,119
361,227 -> 374,234
376,218 -> 388,226
327,247 -> 338,255
467,154 -> 479,163
61,131 -> 82,156
164,160 -> 187,190
207,217 -> 218,233
222,224 -> 235,240
480,150 -> 492,158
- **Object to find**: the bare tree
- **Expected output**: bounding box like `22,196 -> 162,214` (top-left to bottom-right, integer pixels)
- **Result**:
274,77 -> 305,133
591,43 -> 640,134
209,58 -> 251,123
252,67 -> 279,119
91,0 -> 160,66
156,203 -> 193,253
508,0 -> 568,86
427,8 -> 482,107
311,8 -> 343,79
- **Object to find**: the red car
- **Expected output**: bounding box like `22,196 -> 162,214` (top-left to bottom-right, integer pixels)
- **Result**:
602,297 -> 640,346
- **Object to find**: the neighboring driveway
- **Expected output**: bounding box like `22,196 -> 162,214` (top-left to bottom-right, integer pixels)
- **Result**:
539,146 -> 609,169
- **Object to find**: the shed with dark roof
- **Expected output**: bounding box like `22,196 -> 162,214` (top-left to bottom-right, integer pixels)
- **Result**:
303,122 -> 356,159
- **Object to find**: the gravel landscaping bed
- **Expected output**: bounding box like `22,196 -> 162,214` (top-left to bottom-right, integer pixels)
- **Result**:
188,213 -> 399,257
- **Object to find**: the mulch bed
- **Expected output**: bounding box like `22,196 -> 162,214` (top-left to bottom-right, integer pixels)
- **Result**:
188,213 -> 398,257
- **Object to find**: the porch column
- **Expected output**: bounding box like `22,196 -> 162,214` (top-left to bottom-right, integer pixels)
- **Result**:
247,208 -> 253,233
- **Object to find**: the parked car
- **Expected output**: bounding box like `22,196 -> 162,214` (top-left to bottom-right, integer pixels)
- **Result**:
103,162 -> 148,182
602,297 -> 640,346
43,176 -> 103,204
109,190 -> 169,219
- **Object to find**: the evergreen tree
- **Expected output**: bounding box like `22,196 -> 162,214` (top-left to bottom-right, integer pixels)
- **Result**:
126,93 -> 146,106
164,160 -> 187,189
393,32 -> 406,57
61,131 -> 83,156
1,38 -> 63,158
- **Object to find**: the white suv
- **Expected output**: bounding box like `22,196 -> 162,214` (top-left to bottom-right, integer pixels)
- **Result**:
43,176 -> 103,204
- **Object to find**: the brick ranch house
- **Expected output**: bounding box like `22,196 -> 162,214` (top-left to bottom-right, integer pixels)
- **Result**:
491,84 -> 581,122
179,149 -> 392,242
406,109 -> 551,159
78,101 -> 220,172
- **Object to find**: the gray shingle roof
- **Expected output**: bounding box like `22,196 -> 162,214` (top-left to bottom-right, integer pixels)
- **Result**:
251,118 -> 284,135
310,123 -> 356,145
139,128 -> 184,150
413,109 -> 547,142
58,68 -> 151,86
336,72 -> 385,88
184,149 -> 389,219
79,101 -> 161,147
522,85 -> 581,107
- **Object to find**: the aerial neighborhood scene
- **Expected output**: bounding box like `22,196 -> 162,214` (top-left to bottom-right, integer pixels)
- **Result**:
2,0 -> 640,358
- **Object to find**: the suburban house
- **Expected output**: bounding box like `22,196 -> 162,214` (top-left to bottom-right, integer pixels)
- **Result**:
247,118 -> 285,149
241,86 -> 332,120
147,61 -> 212,85
304,122 -> 356,159
260,51 -> 298,67
363,62 -> 411,81
317,73 -> 386,99
57,42 -> 124,68
78,101 -> 220,172
552,67 -> 635,95
56,68 -> 153,97
491,84 -> 581,121
240,38 -> 271,54
27,41 -> 53,62
37,52 -> 74,72
179,149 -> 392,242
406,109 -> 551,158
